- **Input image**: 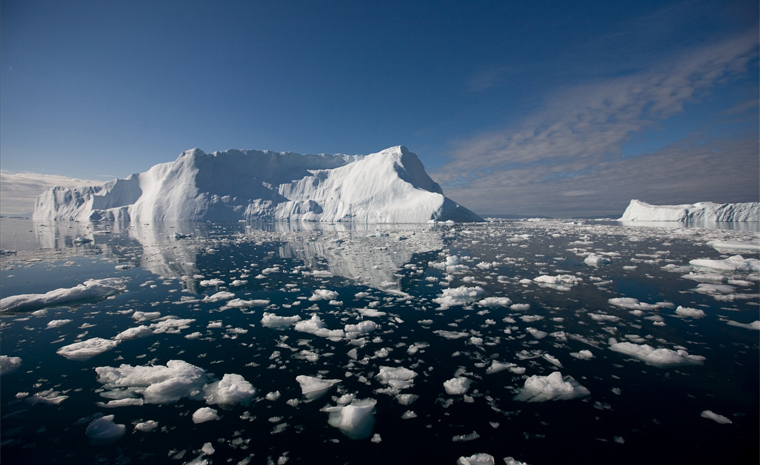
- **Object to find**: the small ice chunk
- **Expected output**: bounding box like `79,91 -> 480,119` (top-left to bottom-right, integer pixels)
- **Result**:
296,375 -> 341,400
192,407 -> 220,424
294,315 -> 345,339
700,410 -> 732,424
57,338 -> 119,361
726,320 -> 760,330
376,366 -> 418,393
570,350 -> 594,360
203,291 -> 235,302
324,398 -> 377,440
675,306 -> 706,319
457,453 -> 494,465
309,289 -> 339,301
203,373 -> 256,406
608,339 -> 705,368
433,286 -> 486,309
0,355 -> 22,375
46,319 -> 73,329
0,278 -> 128,313
608,298 -> 659,311
261,312 -> 302,328
114,325 -> 154,341
584,254 -> 612,266
478,297 -> 513,307
443,377 -> 472,395
86,415 -> 126,445
513,371 -> 590,402
134,420 -> 158,432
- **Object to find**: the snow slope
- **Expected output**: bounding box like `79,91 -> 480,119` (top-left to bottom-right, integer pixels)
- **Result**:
619,199 -> 760,222
34,146 -> 482,223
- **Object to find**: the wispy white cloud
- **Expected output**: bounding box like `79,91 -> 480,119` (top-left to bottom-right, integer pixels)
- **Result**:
434,32 -> 758,217
0,171 -> 102,215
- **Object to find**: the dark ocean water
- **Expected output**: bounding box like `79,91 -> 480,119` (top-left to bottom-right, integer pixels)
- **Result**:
1,218 -> 758,464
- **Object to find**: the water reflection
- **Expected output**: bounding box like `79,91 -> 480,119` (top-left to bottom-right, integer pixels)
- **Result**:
14,220 -> 445,292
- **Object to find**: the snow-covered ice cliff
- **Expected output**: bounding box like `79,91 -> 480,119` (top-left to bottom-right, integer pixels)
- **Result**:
33,146 -> 482,223
619,199 -> 760,222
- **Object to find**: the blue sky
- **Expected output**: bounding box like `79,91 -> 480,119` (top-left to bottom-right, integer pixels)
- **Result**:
1,0 -> 758,216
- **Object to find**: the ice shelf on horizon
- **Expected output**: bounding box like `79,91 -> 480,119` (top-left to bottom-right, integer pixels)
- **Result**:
619,199 -> 760,222
33,146 -> 482,223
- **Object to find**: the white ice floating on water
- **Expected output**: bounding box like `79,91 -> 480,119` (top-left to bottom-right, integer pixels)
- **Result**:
46,319 -> 73,329
608,339 -> 705,368
261,312 -> 302,328
95,360 -> 208,404
513,371 -> 590,402
375,366 -> 418,401
433,286 -> 485,309
295,375 -> 341,400
726,320 -> 760,330
700,410 -> 733,424
0,355 -> 22,375
203,373 -> 256,407
34,146 -> 482,223
0,278 -> 127,313
134,420 -> 158,432
443,377 -> 473,395
323,398 -> 377,440
533,275 -> 582,291
675,306 -> 706,319
294,315 -> 345,339
456,453 -> 495,465
85,415 -> 126,445
584,254 -> 612,266
192,407 -> 220,424
619,199 -> 760,222
689,255 -> 760,272
57,338 -> 120,361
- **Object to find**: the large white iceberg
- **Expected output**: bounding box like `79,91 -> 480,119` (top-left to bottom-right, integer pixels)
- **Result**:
33,146 -> 482,223
619,199 -> 760,222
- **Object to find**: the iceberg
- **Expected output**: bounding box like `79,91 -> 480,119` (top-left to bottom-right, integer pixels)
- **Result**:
33,146 -> 482,223
619,199 -> 760,222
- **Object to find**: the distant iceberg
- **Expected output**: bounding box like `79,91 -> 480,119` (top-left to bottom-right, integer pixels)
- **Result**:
33,146 -> 482,223
619,199 -> 759,222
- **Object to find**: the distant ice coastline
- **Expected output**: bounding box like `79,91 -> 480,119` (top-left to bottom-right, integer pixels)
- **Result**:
619,199 -> 760,223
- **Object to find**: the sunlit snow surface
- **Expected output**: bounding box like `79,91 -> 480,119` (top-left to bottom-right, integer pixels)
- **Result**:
0,218 -> 758,464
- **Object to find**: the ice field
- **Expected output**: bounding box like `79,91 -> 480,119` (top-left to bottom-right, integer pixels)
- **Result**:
1,218 -> 758,464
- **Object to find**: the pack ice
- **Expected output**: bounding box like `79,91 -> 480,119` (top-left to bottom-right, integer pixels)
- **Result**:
33,146 -> 482,223
619,199 -> 760,222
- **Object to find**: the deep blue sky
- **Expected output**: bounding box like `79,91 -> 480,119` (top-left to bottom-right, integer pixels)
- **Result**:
2,0 -> 758,216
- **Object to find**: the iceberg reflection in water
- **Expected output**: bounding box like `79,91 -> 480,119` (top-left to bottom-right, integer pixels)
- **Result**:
0,218 -> 758,465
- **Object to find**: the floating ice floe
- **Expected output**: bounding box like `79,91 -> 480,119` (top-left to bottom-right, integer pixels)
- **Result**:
584,254 -> 612,266
134,420 -> 158,432
261,312 -> 302,328
46,319 -> 73,328
675,306 -> 706,319
95,360 -> 209,404
149,318 -> 196,334
344,320 -> 379,339
726,320 -> 760,330
443,376 -> 472,395
608,298 -> 660,311
477,296 -> 513,307
0,355 -> 22,375
457,453 -> 495,465
711,240 -> 760,253
433,286 -> 486,309
96,398 -> 144,408
533,275 -> 582,291
294,315 -> 345,339
309,289 -> 339,301
57,337 -> 120,361
357,308 -> 387,317
375,366 -> 418,398
114,325 -> 154,340
203,373 -> 256,407
323,398 -> 377,439
569,350 -> 594,360
203,291 -> 235,302
0,278 -> 128,313
86,415 -> 126,445
192,407 -> 220,424
513,371 -> 590,402
608,339 -> 705,368
295,375 -> 341,400
700,410 -> 732,424
689,255 -> 760,272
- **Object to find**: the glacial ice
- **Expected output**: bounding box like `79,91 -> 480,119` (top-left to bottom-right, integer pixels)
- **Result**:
433,286 -> 486,309
0,355 -> 22,375
457,453 -> 495,465
192,407 -> 220,424
0,278 -> 127,313
295,375 -> 341,400
620,199 -> 760,222
95,360 -> 209,404
33,146 -> 482,223
443,376 -> 472,395
203,373 -> 256,406
323,398 -> 377,440
513,371 -> 590,402
608,339 -> 705,367
689,255 -> 760,272
57,337 -> 120,361
700,410 -> 733,424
